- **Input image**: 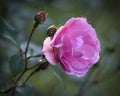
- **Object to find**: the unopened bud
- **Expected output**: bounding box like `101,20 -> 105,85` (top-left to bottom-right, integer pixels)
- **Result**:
47,25 -> 57,37
38,58 -> 49,70
34,10 -> 47,24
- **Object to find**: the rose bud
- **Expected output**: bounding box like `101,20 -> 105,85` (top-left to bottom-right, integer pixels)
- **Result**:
47,25 -> 57,37
34,10 -> 47,24
42,17 -> 100,77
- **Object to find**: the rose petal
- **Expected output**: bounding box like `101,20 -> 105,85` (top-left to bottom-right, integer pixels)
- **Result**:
42,37 -> 58,65
80,44 -> 95,59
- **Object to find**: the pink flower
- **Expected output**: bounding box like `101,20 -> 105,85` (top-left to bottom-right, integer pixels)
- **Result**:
34,10 -> 47,24
42,17 -> 100,77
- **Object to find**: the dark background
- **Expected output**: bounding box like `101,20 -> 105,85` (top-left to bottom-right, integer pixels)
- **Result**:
0,0 -> 120,96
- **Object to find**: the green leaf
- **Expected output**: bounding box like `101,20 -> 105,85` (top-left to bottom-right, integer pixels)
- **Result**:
9,54 -> 24,76
0,16 -> 19,47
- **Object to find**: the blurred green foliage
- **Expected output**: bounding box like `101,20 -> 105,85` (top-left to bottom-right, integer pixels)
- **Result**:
0,0 -> 120,96
9,54 -> 24,76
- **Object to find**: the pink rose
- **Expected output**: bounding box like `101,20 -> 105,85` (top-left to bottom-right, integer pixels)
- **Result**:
42,17 -> 100,77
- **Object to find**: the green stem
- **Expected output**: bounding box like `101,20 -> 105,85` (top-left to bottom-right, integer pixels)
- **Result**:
27,63 -> 40,70
22,69 -> 38,85
0,85 -> 14,94
15,70 -> 27,83
26,54 -> 43,61
24,23 -> 38,69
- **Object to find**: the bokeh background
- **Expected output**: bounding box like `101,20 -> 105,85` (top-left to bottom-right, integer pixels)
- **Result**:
0,0 -> 120,96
